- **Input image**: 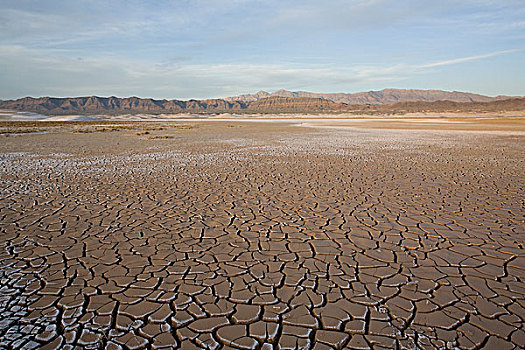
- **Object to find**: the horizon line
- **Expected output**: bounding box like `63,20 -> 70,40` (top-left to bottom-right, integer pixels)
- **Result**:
1,87 -> 522,101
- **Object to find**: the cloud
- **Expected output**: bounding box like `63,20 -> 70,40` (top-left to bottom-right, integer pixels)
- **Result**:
0,3 -> 195,48
1,43 -> 522,100
268,0 -> 420,32
419,49 -> 519,68
0,44 -> 401,99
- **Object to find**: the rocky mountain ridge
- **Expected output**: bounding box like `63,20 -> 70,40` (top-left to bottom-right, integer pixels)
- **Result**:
0,96 -> 346,115
0,90 -> 523,116
225,88 -> 511,104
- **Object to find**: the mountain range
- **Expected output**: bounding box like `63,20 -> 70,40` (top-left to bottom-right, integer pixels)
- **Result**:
225,88 -> 510,104
0,89 -> 522,116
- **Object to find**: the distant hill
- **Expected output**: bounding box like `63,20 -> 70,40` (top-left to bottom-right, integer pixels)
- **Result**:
0,91 -> 523,116
346,98 -> 525,115
225,88 -> 511,104
0,96 -> 246,115
0,96 -> 340,115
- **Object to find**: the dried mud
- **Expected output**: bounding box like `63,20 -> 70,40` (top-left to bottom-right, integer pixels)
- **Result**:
0,120 -> 524,349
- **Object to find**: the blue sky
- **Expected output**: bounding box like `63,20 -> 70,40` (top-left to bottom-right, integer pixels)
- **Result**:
0,0 -> 524,99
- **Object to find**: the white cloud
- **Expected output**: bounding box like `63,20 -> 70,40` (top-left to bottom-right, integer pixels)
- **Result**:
0,44 -> 403,99
419,49 -> 519,68
0,43 -> 522,100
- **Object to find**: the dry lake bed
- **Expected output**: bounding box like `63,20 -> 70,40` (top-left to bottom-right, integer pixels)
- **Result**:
0,118 -> 524,349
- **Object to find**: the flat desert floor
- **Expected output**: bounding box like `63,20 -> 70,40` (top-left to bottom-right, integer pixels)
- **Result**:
0,118 -> 524,349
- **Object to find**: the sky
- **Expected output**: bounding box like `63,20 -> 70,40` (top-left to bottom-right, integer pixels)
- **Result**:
0,0 -> 524,100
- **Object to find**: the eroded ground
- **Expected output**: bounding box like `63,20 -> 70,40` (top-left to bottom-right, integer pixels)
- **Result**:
0,120 -> 524,349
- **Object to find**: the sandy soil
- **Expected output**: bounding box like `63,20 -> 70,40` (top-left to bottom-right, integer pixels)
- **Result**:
301,117 -> 525,133
0,120 -> 524,349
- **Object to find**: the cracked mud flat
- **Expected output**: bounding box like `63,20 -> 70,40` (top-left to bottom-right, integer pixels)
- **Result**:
0,120 -> 524,349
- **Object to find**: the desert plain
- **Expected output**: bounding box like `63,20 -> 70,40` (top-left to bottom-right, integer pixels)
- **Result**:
0,117 -> 524,349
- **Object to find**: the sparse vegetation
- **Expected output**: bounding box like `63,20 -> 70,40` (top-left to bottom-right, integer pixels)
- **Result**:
146,135 -> 175,139
0,128 -> 46,134
0,121 -> 195,136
